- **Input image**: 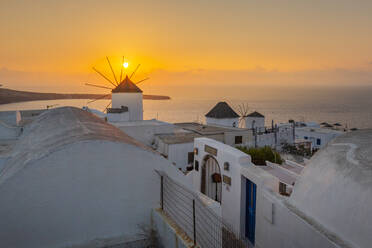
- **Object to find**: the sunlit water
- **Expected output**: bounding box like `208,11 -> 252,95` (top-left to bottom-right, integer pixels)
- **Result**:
1,86 -> 372,129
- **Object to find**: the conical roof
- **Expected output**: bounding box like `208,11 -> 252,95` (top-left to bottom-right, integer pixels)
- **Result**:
246,111 -> 264,118
112,75 -> 143,93
205,102 -> 239,119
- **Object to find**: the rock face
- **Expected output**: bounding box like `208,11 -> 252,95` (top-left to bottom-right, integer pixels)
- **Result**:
289,129 -> 372,248
0,107 -> 184,248
0,88 -> 170,105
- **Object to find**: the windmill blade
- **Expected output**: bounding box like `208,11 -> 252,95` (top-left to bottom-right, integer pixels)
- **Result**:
93,67 -> 117,88
241,103 -> 246,116
135,77 -> 149,85
119,56 -> 124,83
238,117 -> 244,128
85,83 -> 113,90
104,101 -> 112,112
242,103 -> 248,116
237,104 -> 244,117
130,64 -> 141,79
87,93 -> 110,104
106,57 -> 118,85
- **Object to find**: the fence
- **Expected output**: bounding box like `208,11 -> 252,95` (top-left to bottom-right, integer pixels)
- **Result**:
159,173 -> 250,248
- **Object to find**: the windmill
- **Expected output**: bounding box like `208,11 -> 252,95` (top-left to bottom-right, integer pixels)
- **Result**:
85,56 -> 149,113
236,103 -> 249,128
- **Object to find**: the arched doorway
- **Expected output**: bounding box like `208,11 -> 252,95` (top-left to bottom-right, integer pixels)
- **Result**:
201,156 -> 222,203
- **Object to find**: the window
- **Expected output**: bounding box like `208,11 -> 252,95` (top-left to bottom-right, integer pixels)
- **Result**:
235,136 -> 243,144
304,136 -> 308,140
224,162 -> 230,171
188,152 -> 194,164
316,138 -> 321,145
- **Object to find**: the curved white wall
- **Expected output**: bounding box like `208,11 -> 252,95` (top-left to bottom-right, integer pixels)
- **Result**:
112,93 -> 143,121
0,140 -> 185,248
244,117 -> 265,129
0,121 -> 21,139
289,131 -> 372,248
206,117 -> 239,128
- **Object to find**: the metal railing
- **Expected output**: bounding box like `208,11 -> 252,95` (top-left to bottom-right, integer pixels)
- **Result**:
159,173 -> 250,248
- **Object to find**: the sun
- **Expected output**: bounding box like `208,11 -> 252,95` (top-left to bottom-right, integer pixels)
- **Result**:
123,62 -> 129,68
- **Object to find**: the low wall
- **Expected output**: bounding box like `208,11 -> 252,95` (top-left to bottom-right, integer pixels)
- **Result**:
152,209 -> 194,248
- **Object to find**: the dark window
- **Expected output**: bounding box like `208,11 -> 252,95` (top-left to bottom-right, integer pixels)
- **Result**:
194,160 -> 199,171
316,138 -> 321,145
235,136 -> 243,144
304,136 -> 308,140
188,152 -> 194,164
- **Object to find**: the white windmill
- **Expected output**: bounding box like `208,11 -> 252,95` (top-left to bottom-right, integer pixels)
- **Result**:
236,103 -> 249,128
85,56 -> 149,121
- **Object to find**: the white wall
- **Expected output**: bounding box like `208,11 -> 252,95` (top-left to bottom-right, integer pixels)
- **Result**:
192,138 -> 340,248
244,117 -> 265,129
256,133 -> 276,148
277,124 -> 294,145
254,189 -> 339,248
0,140 -> 187,248
223,130 -> 254,148
152,209 -> 192,248
107,112 -> 129,122
0,111 -> 16,126
117,122 -> 178,146
295,129 -> 341,149
168,142 -> 194,170
238,155 -> 341,248
112,93 -> 143,121
193,138 -> 253,233
0,120 -> 21,139
206,117 -> 239,128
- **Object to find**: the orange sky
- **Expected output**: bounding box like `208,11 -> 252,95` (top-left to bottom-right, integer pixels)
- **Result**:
1,0 -> 372,96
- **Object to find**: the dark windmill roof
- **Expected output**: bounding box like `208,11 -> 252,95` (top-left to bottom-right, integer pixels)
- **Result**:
112,75 -> 143,93
246,111 -> 264,118
205,102 -> 239,119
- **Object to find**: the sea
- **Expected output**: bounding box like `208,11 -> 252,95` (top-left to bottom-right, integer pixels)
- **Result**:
1,85 -> 372,129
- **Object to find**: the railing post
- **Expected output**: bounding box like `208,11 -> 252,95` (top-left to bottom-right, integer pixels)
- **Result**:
193,199 -> 196,245
161,176 -> 164,210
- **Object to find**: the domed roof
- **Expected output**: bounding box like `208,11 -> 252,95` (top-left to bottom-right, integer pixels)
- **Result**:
0,107 -> 150,185
245,111 -> 264,118
111,75 -> 143,93
289,129 -> 372,248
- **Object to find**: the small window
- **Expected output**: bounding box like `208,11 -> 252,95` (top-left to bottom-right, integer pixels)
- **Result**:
316,138 -> 321,145
188,152 -> 195,164
224,162 -> 230,171
235,136 -> 243,144
304,136 -> 308,140
194,160 -> 199,171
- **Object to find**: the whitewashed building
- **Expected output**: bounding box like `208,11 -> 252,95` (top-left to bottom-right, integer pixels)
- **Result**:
205,102 -> 240,128
154,132 -> 201,170
295,127 -> 343,149
244,111 -> 265,131
111,75 -> 143,121
0,107 -> 188,248
186,129 -> 372,248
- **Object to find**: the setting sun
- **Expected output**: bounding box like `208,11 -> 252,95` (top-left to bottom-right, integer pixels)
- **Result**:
123,62 -> 129,68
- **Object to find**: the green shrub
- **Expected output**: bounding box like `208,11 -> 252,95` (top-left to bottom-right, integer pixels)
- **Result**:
237,146 -> 283,165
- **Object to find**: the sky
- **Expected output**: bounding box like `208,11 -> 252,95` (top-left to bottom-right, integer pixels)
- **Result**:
1,0 -> 372,96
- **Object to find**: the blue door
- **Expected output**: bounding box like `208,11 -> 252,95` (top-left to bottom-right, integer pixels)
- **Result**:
245,178 -> 257,245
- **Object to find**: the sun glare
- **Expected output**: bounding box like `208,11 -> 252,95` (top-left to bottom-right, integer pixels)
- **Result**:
123,62 -> 129,68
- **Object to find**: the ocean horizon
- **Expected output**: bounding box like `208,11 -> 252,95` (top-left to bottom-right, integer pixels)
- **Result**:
1,85 -> 371,129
